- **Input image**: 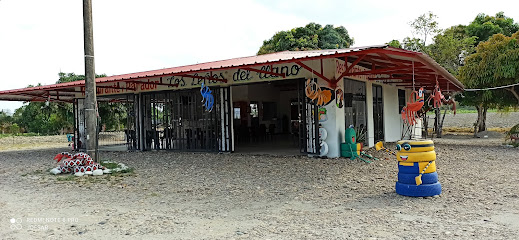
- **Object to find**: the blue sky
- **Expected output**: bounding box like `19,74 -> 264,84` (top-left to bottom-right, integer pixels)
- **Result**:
1,0 -> 518,113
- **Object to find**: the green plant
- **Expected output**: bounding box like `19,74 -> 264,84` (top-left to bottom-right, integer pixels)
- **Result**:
354,125 -> 367,143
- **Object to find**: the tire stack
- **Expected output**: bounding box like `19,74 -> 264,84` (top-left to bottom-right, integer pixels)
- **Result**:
340,128 -> 361,158
395,140 -> 442,197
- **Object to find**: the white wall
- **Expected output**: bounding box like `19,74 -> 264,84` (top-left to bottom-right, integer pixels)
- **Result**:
316,59 -> 342,158
383,84 -> 402,142
366,81 -> 374,147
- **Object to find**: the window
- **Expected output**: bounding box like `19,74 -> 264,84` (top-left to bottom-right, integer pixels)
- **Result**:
233,108 -> 240,119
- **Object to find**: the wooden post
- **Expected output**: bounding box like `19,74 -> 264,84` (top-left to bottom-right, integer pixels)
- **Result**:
83,0 -> 98,161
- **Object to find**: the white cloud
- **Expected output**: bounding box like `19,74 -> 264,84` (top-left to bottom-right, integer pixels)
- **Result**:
1,0 -> 518,113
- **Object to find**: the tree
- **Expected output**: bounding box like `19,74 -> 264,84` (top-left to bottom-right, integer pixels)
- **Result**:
428,25 -> 477,75
459,32 -> 519,135
387,40 -> 402,48
13,72 -> 110,135
457,13 -> 519,135
409,12 -> 441,49
402,37 -> 425,53
466,12 -> 519,46
257,23 -> 354,55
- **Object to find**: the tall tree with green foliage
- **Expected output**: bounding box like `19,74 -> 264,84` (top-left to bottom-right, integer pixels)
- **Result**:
459,32 -> 519,135
257,23 -> 354,55
428,25 -> 477,75
13,72 -> 113,135
457,13 -> 519,134
466,12 -> 519,45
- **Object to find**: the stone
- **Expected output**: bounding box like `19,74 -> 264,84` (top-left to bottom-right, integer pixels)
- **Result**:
103,169 -> 112,174
92,169 -> 103,176
50,168 -> 61,175
84,171 -> 93,175
74,172 -> 84,177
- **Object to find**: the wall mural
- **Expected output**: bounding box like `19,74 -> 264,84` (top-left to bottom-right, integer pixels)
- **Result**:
335,88 -> 344,108
305,78 -> 335,106
318,108 -> 328,122
200,82 -> 214,112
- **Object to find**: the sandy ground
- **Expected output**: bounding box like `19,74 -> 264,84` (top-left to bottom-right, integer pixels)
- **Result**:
0,113 -> 518,239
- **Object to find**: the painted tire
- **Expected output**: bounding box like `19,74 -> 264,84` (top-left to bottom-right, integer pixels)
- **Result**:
340,143 -> 357,151
398,172 -> 438,185
341,150 -> 354,158
319,141 -> 329,156
319,127 -> 328,141
396,140 -> 434,153
398,161 -> 436,174
395,182 -> 442,197
397,151 -> 436,162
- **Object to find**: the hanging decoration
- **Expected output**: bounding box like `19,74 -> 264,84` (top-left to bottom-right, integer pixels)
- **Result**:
427,80 -> 456,115
200,82 -> 214,112
401,87 -> 425,125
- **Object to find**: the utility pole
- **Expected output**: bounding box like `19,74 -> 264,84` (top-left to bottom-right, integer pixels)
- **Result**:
83,0 -> 98,161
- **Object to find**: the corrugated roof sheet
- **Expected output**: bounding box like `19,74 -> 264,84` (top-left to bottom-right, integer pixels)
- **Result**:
0,45 -> 464,102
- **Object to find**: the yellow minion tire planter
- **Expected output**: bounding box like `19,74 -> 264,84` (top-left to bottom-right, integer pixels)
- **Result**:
395,140 -> 442,197
397,151 -> 436,162
396,140 -> 434,152
398,161 -> 437,174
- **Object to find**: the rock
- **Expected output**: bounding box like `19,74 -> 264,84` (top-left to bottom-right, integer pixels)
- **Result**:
84,171 -> 93,175
92,169 -> 103,176
74,172 -> 85,177
50,168 -> 61,175
103,169 -> 112,174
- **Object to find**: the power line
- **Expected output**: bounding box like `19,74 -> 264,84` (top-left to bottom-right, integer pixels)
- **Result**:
464,82 -> 519,91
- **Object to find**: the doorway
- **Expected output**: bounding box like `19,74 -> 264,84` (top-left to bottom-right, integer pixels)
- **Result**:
231,79 -> 316,155
372,84 -> 384,142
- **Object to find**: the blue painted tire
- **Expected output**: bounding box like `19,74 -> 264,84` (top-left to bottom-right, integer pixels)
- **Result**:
395,182 -> 442,197
397,161 -> 436,174
398,172 -> 438,185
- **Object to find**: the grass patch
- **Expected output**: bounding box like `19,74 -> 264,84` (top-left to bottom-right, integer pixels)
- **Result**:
56,175 -> 75,181
0,133 -> 41,138
100,160 -> 119,169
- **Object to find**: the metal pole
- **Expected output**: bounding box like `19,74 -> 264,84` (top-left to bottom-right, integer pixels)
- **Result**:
83,0 -> 98,161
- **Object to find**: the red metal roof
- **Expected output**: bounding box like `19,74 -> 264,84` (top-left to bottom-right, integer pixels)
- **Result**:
0,45 -> 464,102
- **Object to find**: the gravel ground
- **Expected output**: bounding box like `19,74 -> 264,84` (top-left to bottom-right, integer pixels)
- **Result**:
1,135 -> 519,239
0,112 -> 518,239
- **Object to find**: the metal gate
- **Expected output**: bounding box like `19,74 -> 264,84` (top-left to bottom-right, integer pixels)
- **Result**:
141,87 -> 231,152
298,79 -> 319,154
